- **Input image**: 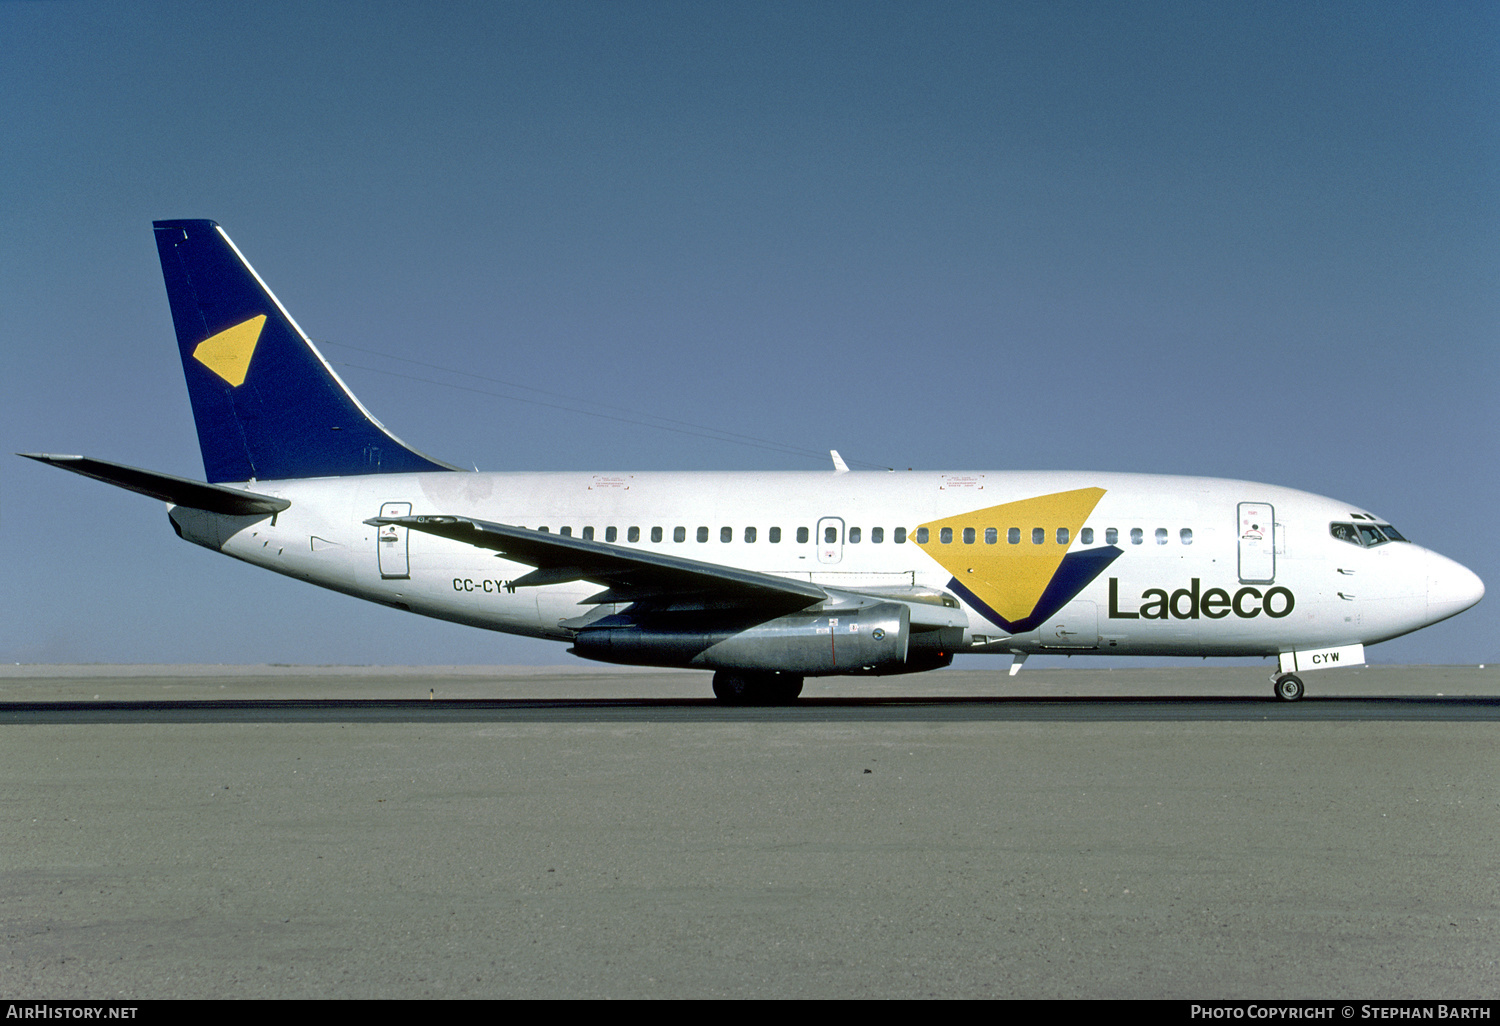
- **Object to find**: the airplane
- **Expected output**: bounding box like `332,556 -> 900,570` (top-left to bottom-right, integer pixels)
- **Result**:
21,220 -> 1485,702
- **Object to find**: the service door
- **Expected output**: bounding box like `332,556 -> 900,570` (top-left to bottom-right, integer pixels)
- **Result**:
817,516 -> 844,564
1237,502 -> 1275,584
378,502 -> 412,579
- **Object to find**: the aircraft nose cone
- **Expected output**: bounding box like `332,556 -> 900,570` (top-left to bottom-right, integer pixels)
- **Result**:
1428,557 -> 1484,624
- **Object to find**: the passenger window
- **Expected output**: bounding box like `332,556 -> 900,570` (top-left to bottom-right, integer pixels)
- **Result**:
770,527 -> 781,543
1081,528 -> 1094,545
1131,528 -> 1143,545
1008,528 -> 1020,544
582,527 -> 594,541
560,527 -> 572,537
962,527 -> 975,544
1106,528 -> 1118,545
825,526 -> 838,544
985,527 -> 997,544
797,527 -> 809,544
673,527 -> 686,543
871,527 -> 884,544
628,526 -> 640,543
605,526 -> 617,543
894,527 -> 907,544
745,526 -> 756,543
650,527 -> 662,543
697,526 -> 709,543
1032,528 -> 1045,545
940,527 -> 953,544
538,526 -> 549,533
1057,527 -> 1069,545
915,527 -> 929,544
721,526 -> 732,543
1155,528 -> 1168,545
1180,528 -> 1193,545
849,527 -> 861,543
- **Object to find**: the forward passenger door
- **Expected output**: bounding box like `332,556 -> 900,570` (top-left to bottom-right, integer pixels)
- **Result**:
1237,502 -> 1275,584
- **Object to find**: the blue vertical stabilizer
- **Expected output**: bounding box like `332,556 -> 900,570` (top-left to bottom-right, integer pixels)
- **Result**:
153,219 -> 456,483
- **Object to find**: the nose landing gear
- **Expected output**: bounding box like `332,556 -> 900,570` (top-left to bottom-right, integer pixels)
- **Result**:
1273,673 -> 1305,701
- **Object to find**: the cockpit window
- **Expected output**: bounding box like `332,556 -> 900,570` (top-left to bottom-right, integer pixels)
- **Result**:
1331,523 -> 1360,545
1332,521 -> 1409,547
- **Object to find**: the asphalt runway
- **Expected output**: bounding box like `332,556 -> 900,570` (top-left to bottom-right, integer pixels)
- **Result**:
3,665 -> 1497,999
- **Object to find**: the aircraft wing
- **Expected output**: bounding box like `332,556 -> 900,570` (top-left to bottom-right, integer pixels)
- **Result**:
20,453 -> 291,516
367,514 -> 829,608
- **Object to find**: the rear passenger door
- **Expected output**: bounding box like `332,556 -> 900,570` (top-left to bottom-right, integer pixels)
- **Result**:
378,501 -> 412,579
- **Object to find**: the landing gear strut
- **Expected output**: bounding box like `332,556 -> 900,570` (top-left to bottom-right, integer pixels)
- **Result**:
1273,673 -> 1305,701
712,670 -> 804,705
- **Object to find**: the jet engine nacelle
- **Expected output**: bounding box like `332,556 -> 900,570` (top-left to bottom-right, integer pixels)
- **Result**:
572,602 -> 914,675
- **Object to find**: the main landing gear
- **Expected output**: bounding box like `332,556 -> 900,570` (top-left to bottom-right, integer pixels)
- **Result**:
712,670 -> 804,705
1273,673 -> 1305,702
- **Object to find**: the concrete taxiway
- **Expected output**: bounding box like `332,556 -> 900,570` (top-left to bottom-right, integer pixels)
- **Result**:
2,665 -> 1497,998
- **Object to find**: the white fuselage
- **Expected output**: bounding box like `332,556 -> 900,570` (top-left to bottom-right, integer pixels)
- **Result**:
165,468 -> 1483,664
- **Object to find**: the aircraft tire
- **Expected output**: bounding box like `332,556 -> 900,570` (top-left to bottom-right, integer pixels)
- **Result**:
712,670 -> 753,703
712,671 -> 803,705
1274,673 -> 1305,701
768,674 -> 804,703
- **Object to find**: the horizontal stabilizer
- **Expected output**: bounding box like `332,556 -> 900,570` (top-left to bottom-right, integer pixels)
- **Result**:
19,454 -> 290,516
368,513 -> 827,608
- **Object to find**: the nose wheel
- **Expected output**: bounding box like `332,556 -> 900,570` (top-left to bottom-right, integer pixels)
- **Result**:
1273,673 -> 1305,701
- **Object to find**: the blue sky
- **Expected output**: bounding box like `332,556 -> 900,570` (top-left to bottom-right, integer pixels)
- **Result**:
3,1 -> 1495,666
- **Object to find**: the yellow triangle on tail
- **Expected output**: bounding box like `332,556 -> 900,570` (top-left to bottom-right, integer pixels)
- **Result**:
192,314 -> 266,387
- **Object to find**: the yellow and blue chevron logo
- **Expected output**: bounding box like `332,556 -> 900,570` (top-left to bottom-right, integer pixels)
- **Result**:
916,487 -> 1121,633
